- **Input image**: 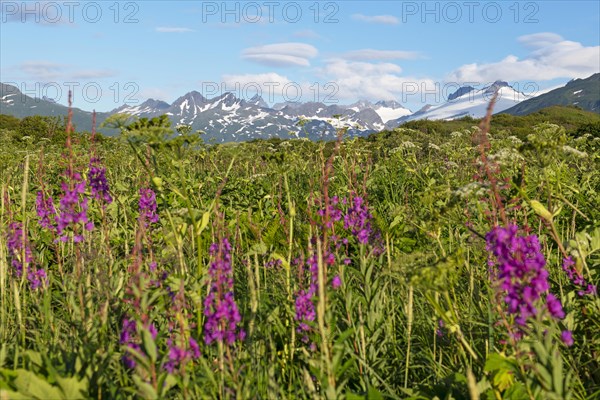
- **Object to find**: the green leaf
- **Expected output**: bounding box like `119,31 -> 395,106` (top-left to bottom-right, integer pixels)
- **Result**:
55,375 -> 88,400
141,328 -> 158,363
346,393 -> 365,400
12,369 -> 64,399
367,386 -> 384,400
493,369 -> 514,392
552,350 -> 564,395
530,200 -> 553,222
484,353 -> 516,373
0,389 -> 33,399
200,211 -> 210,232
133,375 -> 158,399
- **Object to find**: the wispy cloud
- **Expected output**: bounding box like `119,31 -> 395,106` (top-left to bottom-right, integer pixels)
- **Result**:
242,43 -> 318,67
351,14 -> 399,25
448,33 -> 600,82
316,58 -> 436,102
342,49 -> 421,61
219,73 -> 294,102
14,61 -> 117,81
155,27 -> 195,33
293,29 -> 321,39
71,69 -> 117,79
19,61 -> 65,80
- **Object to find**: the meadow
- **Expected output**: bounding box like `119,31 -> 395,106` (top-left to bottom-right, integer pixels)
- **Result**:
0,102 -> 599,399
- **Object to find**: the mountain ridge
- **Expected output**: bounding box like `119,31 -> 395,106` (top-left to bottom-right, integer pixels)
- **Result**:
2,74 -> 599,141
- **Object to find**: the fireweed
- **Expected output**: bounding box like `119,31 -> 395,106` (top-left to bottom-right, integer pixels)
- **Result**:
119,317 -> 158,369
294,195 -> 383,343
204,237 -> 245,345
5,222 -> 46,289
88,157 -> 112,206
485,224 -> 572,344
162,282 -> 201,373
35,191 -> 56,230
164,337 -> 201,373
562,256 -> 597,297
56,172 -> 94,243
139,188 -> 159,226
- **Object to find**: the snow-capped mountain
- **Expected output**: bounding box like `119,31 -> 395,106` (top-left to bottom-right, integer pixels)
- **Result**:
502,73 -> 600,115
10,75 -> 594,141
373,100 -> 412,123
111,93 -> 397,141
386,81 -> 529,128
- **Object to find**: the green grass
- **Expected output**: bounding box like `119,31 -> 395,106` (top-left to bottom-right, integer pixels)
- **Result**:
0,110 -> 599,399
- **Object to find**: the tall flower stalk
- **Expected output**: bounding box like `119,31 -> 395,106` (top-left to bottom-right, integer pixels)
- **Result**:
204,236 -> 245,346
486,224 -> 571,344
6,222 -> 46,289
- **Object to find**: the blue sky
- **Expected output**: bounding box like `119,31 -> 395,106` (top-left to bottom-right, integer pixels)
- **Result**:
1,1 -> 599,112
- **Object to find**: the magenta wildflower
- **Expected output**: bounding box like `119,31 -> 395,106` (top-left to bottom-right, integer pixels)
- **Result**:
203,238 -> 245,345
163,337 -> 201,373
88,158 -> 112,205
27,268 -> 47,290
6,222 -> 46,289
436,319 -> 445,337
295,288 -> 316,342
139,188 -> 159,226
120,318 -> 141,369
35,191 -> 56,230
189,337 -> 201,358
6,222 -> 32,277
486,224 -> 566,338
265,258 -> 283,269
343,197 -> 372,245
561,330 -> 574,347
119,318 -> 158,369
546,293 -> 565,319
562,256 -> 596,296
56,173 -> 94,242
332,275 -> 341,289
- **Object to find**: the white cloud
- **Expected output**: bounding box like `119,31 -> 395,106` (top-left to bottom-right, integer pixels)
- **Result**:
449,33 -> 600,82
293,29 -> 321,39
342,49 -> 421,61
351,14 -> 399,25
316,59 -> 437,102
19,61 -> 65,80
72,69 -> 117,79
222,72 -> 291,87
221,72 -> 293,102
242,43 -> 318,67
518,32 -> 564,49
156,27 -> 195,33
14,61 -> 116,81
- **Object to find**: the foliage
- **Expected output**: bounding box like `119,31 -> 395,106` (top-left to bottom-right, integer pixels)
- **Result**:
0,108 -> 598,399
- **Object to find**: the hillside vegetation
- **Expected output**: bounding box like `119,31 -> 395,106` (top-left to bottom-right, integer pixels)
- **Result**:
0,105 -> 599,399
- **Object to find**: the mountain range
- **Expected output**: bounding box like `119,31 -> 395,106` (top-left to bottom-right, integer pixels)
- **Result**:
501,73 -> 600,116
1,74 -> 598,141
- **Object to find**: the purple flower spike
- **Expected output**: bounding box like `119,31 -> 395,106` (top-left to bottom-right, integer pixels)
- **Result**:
204,237 -> 245,346
546,293 -> 565,319
6,222 -> 46,289
139,188 -> 159,226
56,173 -> 93,242
561,330 -> 574,347
36,191 -> 56,230
332,275 -> 341,289
120,318 -> 140,369
88,158 -> 112,205
486,224 -> 567,339
562,256 -> 597,297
